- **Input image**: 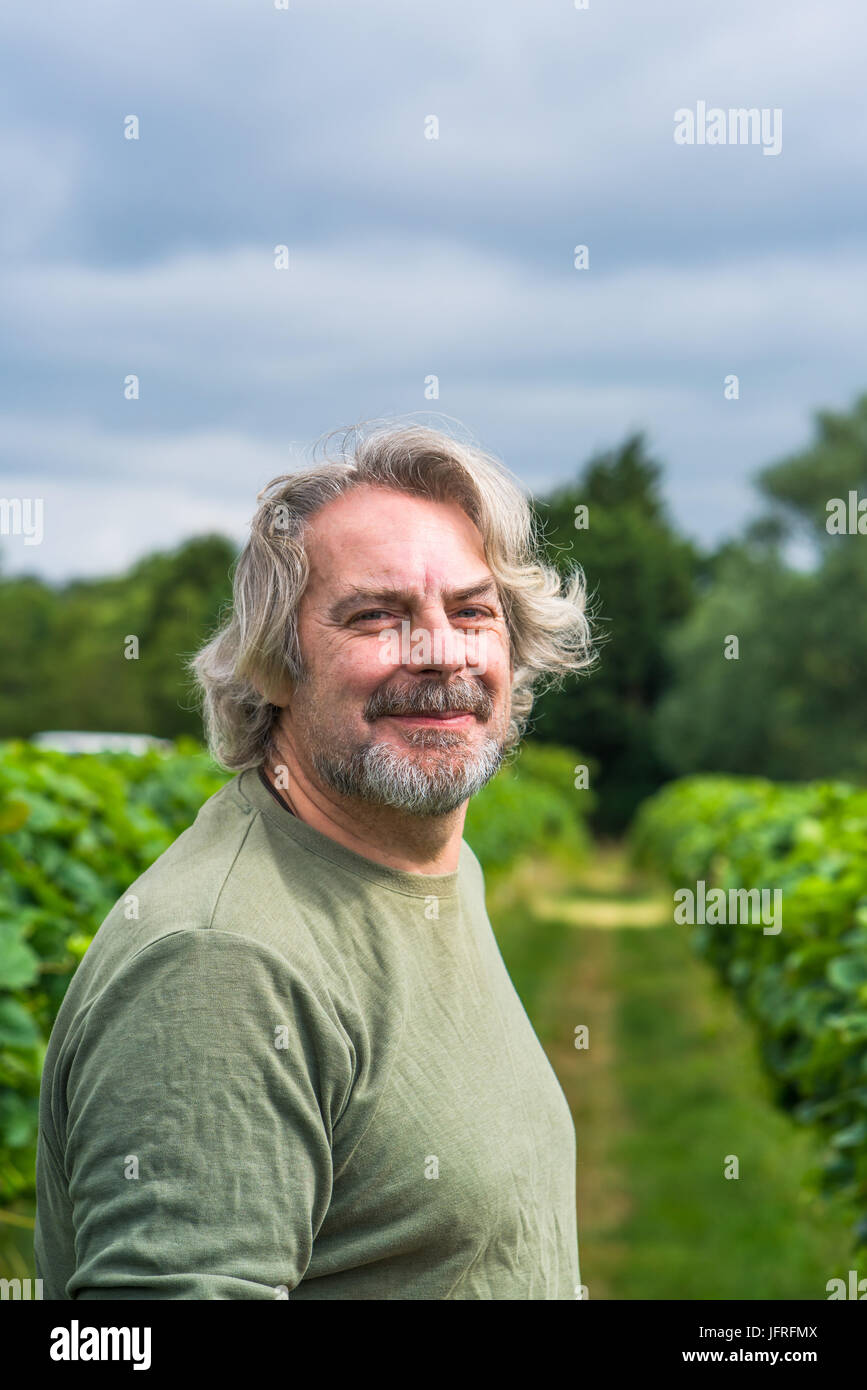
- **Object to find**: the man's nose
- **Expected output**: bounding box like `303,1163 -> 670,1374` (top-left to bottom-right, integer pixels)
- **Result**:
406,607 -> 471,674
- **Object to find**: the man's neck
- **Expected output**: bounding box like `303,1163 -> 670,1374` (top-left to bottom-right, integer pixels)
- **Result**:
260,755 -> 467,875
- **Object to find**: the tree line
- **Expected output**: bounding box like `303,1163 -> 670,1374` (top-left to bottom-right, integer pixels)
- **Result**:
4,392 -> 867,831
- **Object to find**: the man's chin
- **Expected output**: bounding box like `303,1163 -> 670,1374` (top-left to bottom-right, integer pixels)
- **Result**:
308,724 -> 506,815
375,724 -> 486,753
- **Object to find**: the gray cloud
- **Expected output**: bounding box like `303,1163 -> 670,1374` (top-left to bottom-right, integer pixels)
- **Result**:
1,0 -> 865,578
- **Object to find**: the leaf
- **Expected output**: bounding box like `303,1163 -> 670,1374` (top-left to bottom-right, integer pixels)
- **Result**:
827,956 -> 867,992
0,997 -> 41,1048
0,798 -> 31,833
0,1093 -> 38,1148
827,1012 -> 867,1037
0,926 -> 40,990
831,1118 -> 867,1149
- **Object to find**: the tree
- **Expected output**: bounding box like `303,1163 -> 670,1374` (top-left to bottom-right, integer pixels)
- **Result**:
531,434 -> 699,831
757,392 -> 867,544
0,536 -> 237,740
653,393 -> 867,783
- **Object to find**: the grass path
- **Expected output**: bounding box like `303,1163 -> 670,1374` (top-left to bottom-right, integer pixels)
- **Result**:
490,842 -> 860,1300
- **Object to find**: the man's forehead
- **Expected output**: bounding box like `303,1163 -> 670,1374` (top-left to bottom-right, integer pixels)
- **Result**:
304,486 -> 482,550
303,494 -> 489,590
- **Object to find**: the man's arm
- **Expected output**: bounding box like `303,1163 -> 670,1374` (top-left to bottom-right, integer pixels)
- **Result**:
53,928 -> 353,1299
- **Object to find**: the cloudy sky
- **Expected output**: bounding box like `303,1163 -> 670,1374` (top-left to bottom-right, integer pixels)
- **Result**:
2,0 -> 865,580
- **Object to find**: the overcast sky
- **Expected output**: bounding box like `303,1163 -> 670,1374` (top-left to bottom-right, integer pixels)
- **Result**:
2,0 -> 865,580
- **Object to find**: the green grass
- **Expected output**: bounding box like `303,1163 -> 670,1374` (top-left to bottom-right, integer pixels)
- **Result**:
611,922 -> 856,1298
485,853 -> 583,1029
490,843 -> 860,1300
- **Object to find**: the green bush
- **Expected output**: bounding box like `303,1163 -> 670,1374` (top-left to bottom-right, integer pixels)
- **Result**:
464,741 -> 591,871
632,774 -> 867,1237
0,737 -> 587,1204
0,738 -> 232,1202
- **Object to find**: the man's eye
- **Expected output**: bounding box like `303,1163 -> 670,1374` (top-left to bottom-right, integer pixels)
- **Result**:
353,607 -> 492,622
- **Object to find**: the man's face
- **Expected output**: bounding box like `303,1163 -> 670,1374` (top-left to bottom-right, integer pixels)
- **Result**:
276,485 -> 513,816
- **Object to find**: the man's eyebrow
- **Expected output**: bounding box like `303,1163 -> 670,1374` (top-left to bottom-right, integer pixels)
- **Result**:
327,581 -> 501,621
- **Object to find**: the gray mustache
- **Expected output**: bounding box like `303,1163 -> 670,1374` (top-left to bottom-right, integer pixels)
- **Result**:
366,679 -> 493,720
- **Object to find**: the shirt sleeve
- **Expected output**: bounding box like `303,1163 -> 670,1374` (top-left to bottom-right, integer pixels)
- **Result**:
59,928 -> 354,1299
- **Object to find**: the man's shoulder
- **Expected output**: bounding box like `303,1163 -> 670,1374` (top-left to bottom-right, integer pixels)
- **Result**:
118,771 -> 266,932
66,772 -> 318,1000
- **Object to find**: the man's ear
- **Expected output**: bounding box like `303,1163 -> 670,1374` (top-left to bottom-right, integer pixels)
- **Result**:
252,675 -> 293,708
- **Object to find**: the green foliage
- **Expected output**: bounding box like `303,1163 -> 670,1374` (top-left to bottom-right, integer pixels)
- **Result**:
632,774 -> 867,1236
0,740 -> 232,1202
464,742 -> 590,871
655,393 -> 867,781
758,391 -> 867,542
652,550 -> 818,777
0,737 -> 586,1204
0,535 -> 236,740
531,434 -> 699,831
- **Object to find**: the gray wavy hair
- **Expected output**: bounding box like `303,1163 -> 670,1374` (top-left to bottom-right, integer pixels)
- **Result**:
188,420 -> 595,770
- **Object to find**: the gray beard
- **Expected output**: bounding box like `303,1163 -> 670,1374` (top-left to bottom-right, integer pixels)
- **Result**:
310,728 -> 505,816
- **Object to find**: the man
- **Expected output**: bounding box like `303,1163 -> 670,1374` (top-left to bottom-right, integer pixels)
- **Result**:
34,421 -> 594,1299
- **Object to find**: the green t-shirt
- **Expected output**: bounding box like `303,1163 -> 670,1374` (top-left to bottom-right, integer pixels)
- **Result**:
34,765 -> 581,1299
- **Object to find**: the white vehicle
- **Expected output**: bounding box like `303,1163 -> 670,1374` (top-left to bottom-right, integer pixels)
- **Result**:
30,731 -> 173,755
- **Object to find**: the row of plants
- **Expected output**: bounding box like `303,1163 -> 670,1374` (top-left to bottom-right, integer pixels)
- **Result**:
631,774 -> 867,1242
0,736 -> 588,1204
